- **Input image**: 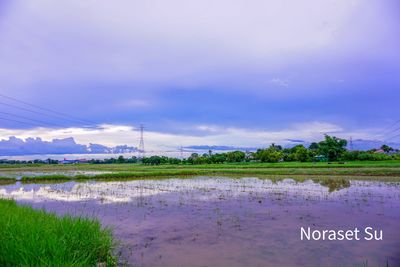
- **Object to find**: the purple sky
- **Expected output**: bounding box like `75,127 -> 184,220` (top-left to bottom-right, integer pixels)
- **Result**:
0,0 -> 399,150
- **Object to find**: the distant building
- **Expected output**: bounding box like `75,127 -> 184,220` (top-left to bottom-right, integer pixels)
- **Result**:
374,149 -> 399,155
314,155 -> 327,162
59,158 -> 88,164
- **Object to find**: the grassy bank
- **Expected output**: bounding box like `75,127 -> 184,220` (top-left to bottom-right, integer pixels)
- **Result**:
0,199 -> 116,267
2,160 -> 400,171
1,161 -> 400,182
16,168 -> 400,182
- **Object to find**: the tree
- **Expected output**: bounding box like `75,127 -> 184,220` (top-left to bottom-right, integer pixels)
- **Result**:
117,155 -> 126,164
381,144 -> 393,153
254,145 -> 283,163
270,143 -> 283,151
187,153 -> 199,164
292,145 -> 310,162
210,153 -> 226,163
226,151 -> 245,163
144,156 -> 162,165
317,135 -> 347,161
309,142 -> 319,150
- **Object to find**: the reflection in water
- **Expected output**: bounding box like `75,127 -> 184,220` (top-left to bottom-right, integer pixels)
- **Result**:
0,171 -> 113,180
314,178 -> 351,192
1,176 -> 399,267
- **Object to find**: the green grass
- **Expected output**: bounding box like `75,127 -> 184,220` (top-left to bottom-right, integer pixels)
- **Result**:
1,161 -> 400,182
2,160 -> 400,171
15,168 -> 400,182
0,199 -> 116,267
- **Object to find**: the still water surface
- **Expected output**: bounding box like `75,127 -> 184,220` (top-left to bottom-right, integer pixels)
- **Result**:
1,176 -> 399,266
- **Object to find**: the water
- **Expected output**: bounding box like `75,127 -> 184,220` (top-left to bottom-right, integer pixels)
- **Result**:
1,176 -> 399,266
0,170 -> 114,180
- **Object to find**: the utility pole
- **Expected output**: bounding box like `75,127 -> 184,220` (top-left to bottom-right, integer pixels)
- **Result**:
138,124 -> 145,158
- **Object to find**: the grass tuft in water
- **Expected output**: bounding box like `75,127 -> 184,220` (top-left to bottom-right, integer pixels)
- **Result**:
0,199 -> 116,267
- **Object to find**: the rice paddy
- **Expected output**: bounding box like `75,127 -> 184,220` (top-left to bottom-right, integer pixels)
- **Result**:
1,174 -> 399,266
1,161 -> 400,182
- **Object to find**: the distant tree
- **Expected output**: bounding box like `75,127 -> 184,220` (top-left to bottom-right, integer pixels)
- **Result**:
245,151 -> 254,162
46,158 -> 59,164
226,151 -> 245,163
292,145 -> 310,162
143,156 -> 162,165
254,145 -> 283,163
270,143 -> 283,151
381,144 -> 393,153
282,148 -> 296,162
168,157 -> 181,164
309,142 -> 319,150
128,156 -> 138,163
317,135 -> 347,161
210,153 -> 226,163
187,153 -> 199,164
117,155 -> 125,164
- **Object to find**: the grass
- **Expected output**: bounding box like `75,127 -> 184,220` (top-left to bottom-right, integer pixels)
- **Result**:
0,199 -> 116,267
1,161 -> 400,182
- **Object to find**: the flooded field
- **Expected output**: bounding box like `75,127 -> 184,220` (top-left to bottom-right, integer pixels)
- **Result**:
0,170 -> 114,180
1,176 -> 399,266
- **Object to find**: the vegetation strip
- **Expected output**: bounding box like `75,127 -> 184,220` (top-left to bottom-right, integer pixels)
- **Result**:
0,162 -> 397,182
0,199 -> 116,267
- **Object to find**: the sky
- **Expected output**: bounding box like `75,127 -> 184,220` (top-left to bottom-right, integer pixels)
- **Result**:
0,0 -> 399,152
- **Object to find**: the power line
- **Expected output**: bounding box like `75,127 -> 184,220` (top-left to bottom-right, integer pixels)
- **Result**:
384,131 -> 400,142
0,93 -> 97,126
384,125 -> 400,139
380,121 -> 400,142
0,101 -> 97,129
373,117 -> 400,143
0,116 -> 41,127
381,119 -> 400,135
0,111 -> 65,128
0,101 -> 76,124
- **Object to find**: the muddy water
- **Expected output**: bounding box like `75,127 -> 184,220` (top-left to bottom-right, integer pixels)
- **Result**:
1,177 -> 399,267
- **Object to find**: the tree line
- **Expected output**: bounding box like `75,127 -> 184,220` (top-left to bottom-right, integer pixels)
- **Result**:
139,135 -> 399,165
1,135 -> 399,165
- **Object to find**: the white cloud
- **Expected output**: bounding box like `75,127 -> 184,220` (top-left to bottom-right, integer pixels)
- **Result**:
117,99 -> 151,109
0,121 -> 379,152
269,78 -> 289,88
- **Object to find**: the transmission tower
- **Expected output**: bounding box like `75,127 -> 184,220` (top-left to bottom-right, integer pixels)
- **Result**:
349,136 -> 353,151
179,146 -> 184,159
138,124 -> 145,157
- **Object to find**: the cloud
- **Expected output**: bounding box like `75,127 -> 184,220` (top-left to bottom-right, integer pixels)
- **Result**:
0,0 -> 398,138
269,78 -> 289,88
0,121 -> 380,154
0,136 -> 137,156
117,99 -> 152,109
1,0 -> 396,96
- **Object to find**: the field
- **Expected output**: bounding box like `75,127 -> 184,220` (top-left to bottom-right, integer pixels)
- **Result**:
0,199 -> 116,267
1,161 -> 400,266
1,161 -> 400,182
1,175 -> 399,266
